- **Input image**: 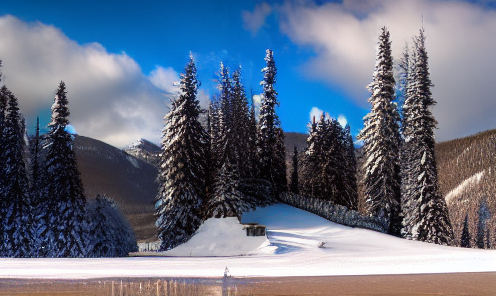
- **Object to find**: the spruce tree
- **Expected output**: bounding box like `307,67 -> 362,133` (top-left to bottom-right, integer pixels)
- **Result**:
407,30 -> 453,245
343,124 -> 358,210
290,146 -> 299,194
476,199 -> 489,249
156,54 -> 208,251
0,86 -> 7,253
400,42 -> 418,239
0,89 -> 31,257
207,63 -> 244,219
302,117 -> 320,197
231,68 -> 252,179
358,27 -> 402,236
87,194 -> 137,257
460,214 -> 471,248
258,49 -> 286,198
43,81 -> 88,257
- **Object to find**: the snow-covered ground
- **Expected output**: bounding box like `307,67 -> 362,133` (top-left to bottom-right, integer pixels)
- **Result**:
1,204 -> 495,279
149,217 -> 269,257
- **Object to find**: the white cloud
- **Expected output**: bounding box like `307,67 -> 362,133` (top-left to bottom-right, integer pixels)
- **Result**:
0,15 -> 176,147
148,66 -> 180,94
337,114 -> 348,128
242,3 -> 273,36
309,106 -> 324,123
279,0 -> 496,142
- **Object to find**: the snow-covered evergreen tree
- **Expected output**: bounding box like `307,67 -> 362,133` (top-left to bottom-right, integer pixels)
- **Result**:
460,214 -> 471,248
357,27 -> 402,236
343,124 -> 358,210
0,86 -> 7,253
156,54 -> 208,251
400,42 -> 419,240
231,68 -> 252,179
86,194 -> 137,257
29,116 -> 50,257
247,101 -> 259,178
0,89 -> 31,257
302,115 -> 351,207
404,30 -> 453,245
258,49 -> 286,198
302,117 -> 320,198
42,81 -> 88,257
207,63 -> 244,219
290,146 -> 299,194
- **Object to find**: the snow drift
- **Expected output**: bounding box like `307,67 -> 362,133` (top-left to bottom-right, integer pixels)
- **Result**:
157,217 -> 269,257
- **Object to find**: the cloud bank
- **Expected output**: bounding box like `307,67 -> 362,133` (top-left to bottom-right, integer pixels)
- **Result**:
0,15 -> 180,147
278,0 -> 496,142
242,3 -> 273,36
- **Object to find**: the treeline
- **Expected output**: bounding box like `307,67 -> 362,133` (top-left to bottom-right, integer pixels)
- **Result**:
0,68 -> 137,258
288,27 -> 455,246
156,50 -> 287,251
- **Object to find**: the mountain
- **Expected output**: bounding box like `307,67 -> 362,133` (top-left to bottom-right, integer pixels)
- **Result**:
73,135 -> 158,242
435,129 -> 496,247
124,138 -> 161,167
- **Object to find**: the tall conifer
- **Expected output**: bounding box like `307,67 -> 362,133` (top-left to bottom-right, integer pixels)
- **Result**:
404,30 -> 453,245
156,54 -> 208,251
358,27 -> 402,236
290,146 -> 299,194
43,81 -> 87,257
258,49 -> 286,198
0,89 -> 31,257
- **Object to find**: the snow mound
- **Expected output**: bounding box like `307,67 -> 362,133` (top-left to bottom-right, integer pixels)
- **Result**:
161,217 -> 270,257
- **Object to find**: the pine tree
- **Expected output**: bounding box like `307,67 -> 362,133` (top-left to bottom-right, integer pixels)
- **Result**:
290,146 -> 299,194
400,42 -> 418,239
343,125 -> 358,210
258,49 -> 286,198
42,81 -> 88,257
302,117 -> 320,197
357,27 -> 402,236
87,195 -> 137,257
0,86 -> 7,254
231,68 -> 252,179
156,54 -> 208,251
247,98 -> 259,178
407,29 -> 453,245
476,199 -> 490,249
207,63 -> 244,219
0,89 -> 31,257
460,214 -> 471,248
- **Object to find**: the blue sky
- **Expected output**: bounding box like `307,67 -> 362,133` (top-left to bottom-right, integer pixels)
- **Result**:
0,0 -> 495,147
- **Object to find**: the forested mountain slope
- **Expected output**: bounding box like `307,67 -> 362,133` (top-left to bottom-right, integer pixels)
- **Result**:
435,129 -> 496,247
73,135 -> 158,241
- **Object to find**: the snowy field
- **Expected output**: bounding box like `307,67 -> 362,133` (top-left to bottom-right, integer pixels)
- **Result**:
1,204 -> 495,279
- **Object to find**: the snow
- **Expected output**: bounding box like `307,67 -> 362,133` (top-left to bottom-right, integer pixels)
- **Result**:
1,204 -> 495,279
156,217 -> 269,257
445,170 -> 485,202
126,155 -> 140,168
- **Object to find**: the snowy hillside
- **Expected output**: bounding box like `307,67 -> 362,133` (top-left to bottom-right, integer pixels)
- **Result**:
1,204 -> 495,279
143,217 -> 270,257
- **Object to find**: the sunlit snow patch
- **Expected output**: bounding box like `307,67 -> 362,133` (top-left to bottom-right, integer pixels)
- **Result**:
126,155 -> 140,168
160,217 -> 272,257
445,170 -> 485,202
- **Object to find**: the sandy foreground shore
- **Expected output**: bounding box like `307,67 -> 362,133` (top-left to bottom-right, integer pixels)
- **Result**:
1,272 -> 495,296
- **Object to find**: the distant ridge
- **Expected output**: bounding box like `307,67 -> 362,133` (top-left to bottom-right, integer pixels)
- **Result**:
73,135 -> 158,241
